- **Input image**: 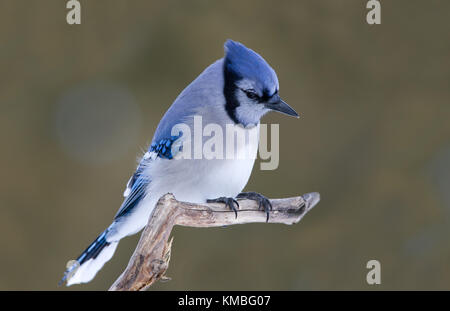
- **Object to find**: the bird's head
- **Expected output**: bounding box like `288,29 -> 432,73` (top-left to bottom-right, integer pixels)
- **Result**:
223,40 -> 299,126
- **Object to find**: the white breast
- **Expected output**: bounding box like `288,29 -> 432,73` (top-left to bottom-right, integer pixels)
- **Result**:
147,123 -> 259,203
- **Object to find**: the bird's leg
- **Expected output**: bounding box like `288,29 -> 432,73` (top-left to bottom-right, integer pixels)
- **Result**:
236,192 -> 273,222
206,197 -> 240,219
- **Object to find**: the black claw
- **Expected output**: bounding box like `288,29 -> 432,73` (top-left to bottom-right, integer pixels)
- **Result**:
207,197 -> 239,218
236,192 -> 272,222
232,198 -> 239,209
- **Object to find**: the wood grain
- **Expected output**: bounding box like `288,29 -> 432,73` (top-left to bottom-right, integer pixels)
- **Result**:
109,192 -> 320,291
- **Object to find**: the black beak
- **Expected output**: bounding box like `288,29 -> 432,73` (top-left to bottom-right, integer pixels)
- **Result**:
264,95 -> 299,118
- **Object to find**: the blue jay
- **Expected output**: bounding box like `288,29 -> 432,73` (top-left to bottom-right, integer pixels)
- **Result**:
61,40 -> 299,286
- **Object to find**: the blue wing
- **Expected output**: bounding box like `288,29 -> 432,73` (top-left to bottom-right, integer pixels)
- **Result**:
114,165 -> 149,219
114,135 -> 182,219
148,134 -> 182,160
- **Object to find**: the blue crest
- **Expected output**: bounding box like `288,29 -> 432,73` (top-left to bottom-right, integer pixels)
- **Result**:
224,40 -> 279,95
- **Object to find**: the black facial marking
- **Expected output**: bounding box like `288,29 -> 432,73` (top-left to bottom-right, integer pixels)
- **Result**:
260,88 -> 277,103
243,89 -> 259,100
223,59 -> 241,124
242,87 -> 277,105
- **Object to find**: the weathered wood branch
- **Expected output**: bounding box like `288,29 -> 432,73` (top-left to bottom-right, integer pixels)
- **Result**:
109,192 -> 320,291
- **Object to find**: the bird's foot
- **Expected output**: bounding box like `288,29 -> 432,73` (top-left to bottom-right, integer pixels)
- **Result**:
206,197 -> 239,218
236,192 -> 273,222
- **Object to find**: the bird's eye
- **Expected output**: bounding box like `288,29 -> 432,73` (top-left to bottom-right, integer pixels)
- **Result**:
243,89 -> 259,100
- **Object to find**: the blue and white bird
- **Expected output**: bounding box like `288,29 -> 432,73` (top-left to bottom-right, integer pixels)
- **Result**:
61,40 -> 299,286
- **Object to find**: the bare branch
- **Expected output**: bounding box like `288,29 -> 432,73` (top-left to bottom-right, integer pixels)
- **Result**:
109,192 -> 320,291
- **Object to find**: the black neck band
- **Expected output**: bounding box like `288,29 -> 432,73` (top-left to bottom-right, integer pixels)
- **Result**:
223,60 -> 241,124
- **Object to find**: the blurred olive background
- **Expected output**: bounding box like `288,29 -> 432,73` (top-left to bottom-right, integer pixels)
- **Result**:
1,0 -> 449,290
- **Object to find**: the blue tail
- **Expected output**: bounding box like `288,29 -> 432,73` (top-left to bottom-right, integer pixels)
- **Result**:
60,230 -> 119,286
76,231 -> 110,264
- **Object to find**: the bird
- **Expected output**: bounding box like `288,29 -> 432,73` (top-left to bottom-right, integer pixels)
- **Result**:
60,39 -> 299,286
